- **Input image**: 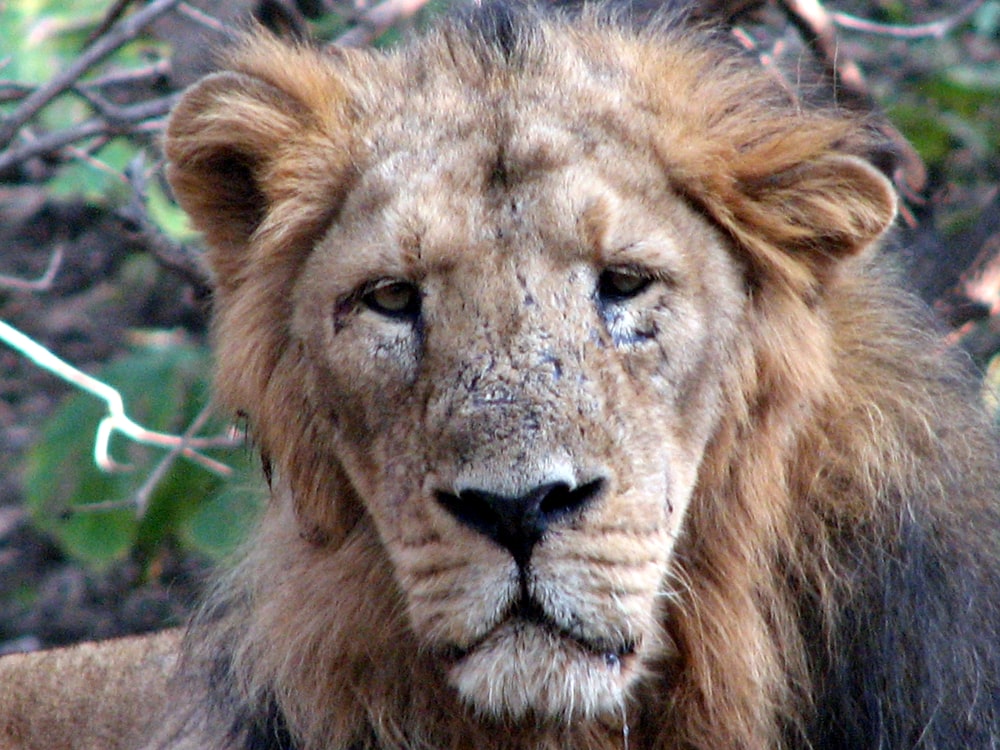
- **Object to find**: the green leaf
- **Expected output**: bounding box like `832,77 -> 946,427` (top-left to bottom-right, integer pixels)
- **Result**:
24,392 -> 137,565
146,178 -> 199,241
886,103 -> 956,166
180,453 -> 263,561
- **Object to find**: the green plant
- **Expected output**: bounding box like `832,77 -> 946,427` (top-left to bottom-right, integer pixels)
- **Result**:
23,341 -> 261,569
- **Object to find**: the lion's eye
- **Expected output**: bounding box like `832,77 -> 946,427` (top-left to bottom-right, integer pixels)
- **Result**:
362,280 -> 421,319
597,268 -> 653,304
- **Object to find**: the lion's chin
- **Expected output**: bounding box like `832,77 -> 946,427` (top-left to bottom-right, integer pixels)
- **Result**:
445,620 -> 637,721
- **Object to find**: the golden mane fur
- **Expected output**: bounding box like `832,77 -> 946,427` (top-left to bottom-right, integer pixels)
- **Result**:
3,5 -> 998,750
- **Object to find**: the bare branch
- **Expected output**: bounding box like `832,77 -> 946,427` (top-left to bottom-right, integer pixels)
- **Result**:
0,0 -> 183,148
73,87 -> 177,127
176,2 -> 232,36
82,60 -> 171,92
74,404 -> 241,517
0,320 -> 232,477
86,0 -> 142,46
132,403 -> 224,516
0,247 -> 63,292
833,1 -> 987,40
0,120 -> 104,171
0,95 -> 175,174
778,0 -> 928,199
0,82 -> 33,104
119,153 -> 214,293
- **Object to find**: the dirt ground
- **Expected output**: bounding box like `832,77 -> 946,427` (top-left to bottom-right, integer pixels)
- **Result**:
1,0 -> 998,653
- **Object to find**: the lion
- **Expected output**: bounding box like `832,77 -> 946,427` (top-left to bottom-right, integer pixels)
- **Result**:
3,3 -> 1000,749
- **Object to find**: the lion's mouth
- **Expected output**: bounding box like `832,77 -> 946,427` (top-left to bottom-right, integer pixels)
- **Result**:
443,595 -> 638,670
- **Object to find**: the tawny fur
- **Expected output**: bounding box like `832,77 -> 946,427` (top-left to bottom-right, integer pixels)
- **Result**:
0,631 -> 180,749
2,6 -> 998,750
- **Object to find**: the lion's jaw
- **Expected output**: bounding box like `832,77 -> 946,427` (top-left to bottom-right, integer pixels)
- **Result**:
287,129 -> 747,721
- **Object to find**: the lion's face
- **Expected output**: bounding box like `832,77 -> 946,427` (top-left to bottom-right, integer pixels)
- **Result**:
165,17 -> 896,733
290,106 -> 746,719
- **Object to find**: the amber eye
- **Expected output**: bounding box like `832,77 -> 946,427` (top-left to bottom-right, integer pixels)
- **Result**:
597,268 -> 653,303
362,280 -> 421,319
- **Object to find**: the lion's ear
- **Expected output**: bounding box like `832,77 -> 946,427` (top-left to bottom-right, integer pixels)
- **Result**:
636,39 -> 897,292
164,38 -> 358,290
165,72 -> 288,261
737,153 -> 896,272
738,155 -> 896,254
719,153 -> 898,287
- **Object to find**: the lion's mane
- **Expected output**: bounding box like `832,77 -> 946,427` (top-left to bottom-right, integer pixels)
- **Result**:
161,5 -> 1000,749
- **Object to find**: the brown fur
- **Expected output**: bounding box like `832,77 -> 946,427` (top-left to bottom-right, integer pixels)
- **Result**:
0,630 -> 180,749
3,6 -> 998,750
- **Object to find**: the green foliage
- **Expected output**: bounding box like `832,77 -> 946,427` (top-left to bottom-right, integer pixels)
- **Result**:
881,10 -> 1000,179
0,1 -> 169,200
889,67 -> 1000,169
886,102 -> 956,166
145,175 -> 199,241
24,341 -> 262,569
308,9 -> 350,40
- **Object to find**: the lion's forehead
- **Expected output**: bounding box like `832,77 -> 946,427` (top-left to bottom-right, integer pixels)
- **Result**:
336,126 -> 690,282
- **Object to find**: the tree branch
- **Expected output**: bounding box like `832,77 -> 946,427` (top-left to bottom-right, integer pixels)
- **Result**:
0,247 -> 63,292
119,154 -> 214,293
0,320 -> 232,477
0,0 -> 182,148
0,95 -> 175,175
778,0 -> 928,200
833,1 -> 987,40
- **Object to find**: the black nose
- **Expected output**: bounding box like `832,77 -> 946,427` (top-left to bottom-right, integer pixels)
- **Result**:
435,478 -> 605,567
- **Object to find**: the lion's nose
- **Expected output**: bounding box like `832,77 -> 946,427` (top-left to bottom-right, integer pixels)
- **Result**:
435,479 -> 605,567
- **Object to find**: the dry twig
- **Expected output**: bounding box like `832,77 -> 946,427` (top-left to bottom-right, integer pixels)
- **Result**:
119,154 -> 214,293
0,94 -> 175,175
0,247 -> 63,292
74,403 -> 241,516
833,1 -> 987,40
176,2 -> 235,36
0,320 -> 232,477
0,0 -> 183,148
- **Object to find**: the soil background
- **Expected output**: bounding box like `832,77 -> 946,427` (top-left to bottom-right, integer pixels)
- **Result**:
1,0 -> 999,654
